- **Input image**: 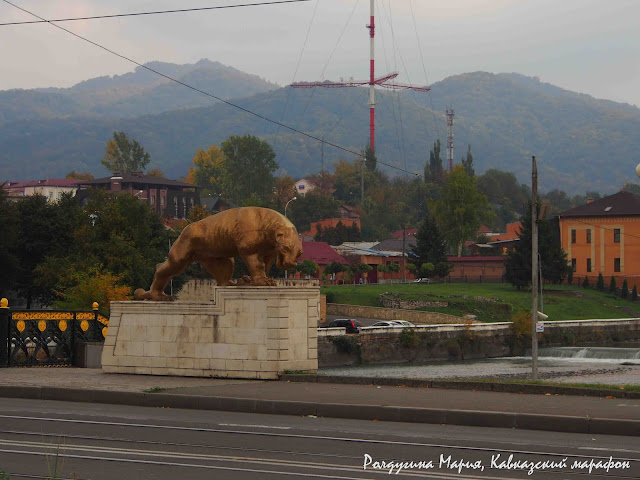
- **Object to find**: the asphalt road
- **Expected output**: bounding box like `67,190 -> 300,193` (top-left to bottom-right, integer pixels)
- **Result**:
0,398 -> 638,479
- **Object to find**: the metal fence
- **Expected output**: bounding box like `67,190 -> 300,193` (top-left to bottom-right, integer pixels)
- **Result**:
0,301 -> 108,367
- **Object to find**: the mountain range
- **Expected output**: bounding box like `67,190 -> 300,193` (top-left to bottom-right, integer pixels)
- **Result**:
1,59 -> 639,194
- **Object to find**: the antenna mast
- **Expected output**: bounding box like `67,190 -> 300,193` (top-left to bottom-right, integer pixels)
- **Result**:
291,0 -> 429,154
446,108 -> 455,172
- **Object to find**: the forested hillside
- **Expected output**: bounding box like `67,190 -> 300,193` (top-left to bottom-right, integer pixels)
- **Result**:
1,65 -> 639,194
0,59 -> 277,123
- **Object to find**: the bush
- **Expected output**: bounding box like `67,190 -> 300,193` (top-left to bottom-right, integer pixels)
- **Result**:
511,309 -> 531,338
567,271 -> 573,285
609,276 -> 617,294
597,272 -> 605,291
633,285 -> 638,302
621,279 -> 629,299
582,276 -> 589,288
399,328 -> 419,349
330,336 -> 360,355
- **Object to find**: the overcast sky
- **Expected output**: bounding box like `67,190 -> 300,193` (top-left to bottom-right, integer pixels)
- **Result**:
1,0 -> 638,106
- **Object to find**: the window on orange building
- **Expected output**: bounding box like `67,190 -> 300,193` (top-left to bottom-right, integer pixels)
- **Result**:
586,229 -> 591,243
614,258 -> 621,272
614,229 -> 620,243
571,258 -> 576,272
571,229 -> 576,244
586,258 -> 591,272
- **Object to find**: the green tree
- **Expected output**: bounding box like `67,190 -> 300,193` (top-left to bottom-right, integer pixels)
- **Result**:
101,131 -> 151,174
461,144 -> 474,177
351,262 -> 372,284
424,139 -> 443,183
596,272 -> 605,291
609,276 -> 617,294
363,145 -> 377,172
288,193 -> 340,233
146,168 -> 165,178
220,134 -> 278,206
408,212 -> 452,279
621,279 -> 629,299
271,176 -> 296,211
13,194 -> 80,308
52,267 -> 131,315
187,145 -> 225,198
582,276 -> 589,288
307,171 -> 336,197
505,201 -> 570,290
0,187 -> 20,298
315,221 -> 361,245
432,166 -> 492,256
333,158 -> 365,204
324,261 -> 347,283
37,191 -> 173,301
66,171 -> 94,181
476,169 -> 530,219
632,284 -> 638,302
296,260 -> 319,278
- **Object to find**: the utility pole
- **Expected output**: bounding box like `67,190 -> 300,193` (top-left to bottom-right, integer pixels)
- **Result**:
402,225 -> 407,283
531,155 -> 539,381
361,161 -> 364,205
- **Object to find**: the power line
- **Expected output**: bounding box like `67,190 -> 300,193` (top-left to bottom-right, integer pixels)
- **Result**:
0,0 -> 313,26
3,0 -> 422,178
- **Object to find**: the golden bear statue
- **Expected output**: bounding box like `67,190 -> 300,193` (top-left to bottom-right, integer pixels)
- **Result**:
134,207 -> 303,301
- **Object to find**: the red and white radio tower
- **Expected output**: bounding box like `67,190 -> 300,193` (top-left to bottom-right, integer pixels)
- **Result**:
290,0 -> 430,152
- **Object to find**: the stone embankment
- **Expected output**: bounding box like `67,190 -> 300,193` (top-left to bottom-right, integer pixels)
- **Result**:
318,318 -> 640,367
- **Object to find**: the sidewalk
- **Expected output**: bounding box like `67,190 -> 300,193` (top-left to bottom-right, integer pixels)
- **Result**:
0,368 -> 638,436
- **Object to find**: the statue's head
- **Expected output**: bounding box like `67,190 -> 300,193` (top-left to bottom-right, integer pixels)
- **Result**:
275,226 -> 303,270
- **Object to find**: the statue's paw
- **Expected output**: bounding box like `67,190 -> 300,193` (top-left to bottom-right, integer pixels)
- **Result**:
229,275 -> 251,286
134,288 -> 173,301
250,276 -> 276,286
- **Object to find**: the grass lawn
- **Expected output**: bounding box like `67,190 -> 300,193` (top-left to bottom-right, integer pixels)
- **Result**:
321,283 -> 640,322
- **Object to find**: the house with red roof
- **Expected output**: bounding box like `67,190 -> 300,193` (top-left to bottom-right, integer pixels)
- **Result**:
296,241 -> 347,281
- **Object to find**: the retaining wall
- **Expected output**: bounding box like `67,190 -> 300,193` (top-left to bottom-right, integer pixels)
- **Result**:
319,318 -> 640,367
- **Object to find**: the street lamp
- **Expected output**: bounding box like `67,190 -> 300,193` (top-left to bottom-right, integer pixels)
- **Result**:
285,196 -> 297,218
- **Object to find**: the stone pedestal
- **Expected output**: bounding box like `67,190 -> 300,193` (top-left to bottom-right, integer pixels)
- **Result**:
101,287 -> 319,379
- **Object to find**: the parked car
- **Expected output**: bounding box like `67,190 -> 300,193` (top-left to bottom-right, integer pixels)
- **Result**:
320,319 -> 360,333
391,320 -> 415,328
412,278 -> 431,284
371,321 -> 404,328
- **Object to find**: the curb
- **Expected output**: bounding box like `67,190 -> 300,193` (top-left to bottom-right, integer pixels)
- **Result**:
280,374 -> 640,399
0,385 -> 637,437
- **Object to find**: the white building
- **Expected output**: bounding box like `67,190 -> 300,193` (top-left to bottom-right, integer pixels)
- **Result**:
2,179 -> 80,202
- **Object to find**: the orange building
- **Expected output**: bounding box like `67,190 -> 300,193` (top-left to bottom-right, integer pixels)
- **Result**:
558,191 -> 640,289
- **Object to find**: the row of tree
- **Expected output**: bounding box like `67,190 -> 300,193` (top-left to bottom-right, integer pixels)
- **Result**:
0,188 -> 174,311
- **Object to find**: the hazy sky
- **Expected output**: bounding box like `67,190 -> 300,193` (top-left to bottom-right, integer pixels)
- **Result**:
1,0 -> 638,106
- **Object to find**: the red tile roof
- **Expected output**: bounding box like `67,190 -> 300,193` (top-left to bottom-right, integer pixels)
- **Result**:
299,242 -> 346,265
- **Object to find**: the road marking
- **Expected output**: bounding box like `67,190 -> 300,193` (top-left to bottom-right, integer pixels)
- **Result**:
0,439 -> 519,480
0,414 -> 637,464
218,423 -> 291,429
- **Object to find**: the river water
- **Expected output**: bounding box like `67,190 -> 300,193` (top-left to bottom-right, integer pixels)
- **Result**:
319,347 -> 640,386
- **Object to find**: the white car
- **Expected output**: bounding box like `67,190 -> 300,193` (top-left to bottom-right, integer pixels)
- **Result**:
371,321 -> 404,328
391,320 -> 415,328
412,278 -> 431,284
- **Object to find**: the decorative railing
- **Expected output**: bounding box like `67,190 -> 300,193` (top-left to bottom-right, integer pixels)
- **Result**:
0,299 -> 108,367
